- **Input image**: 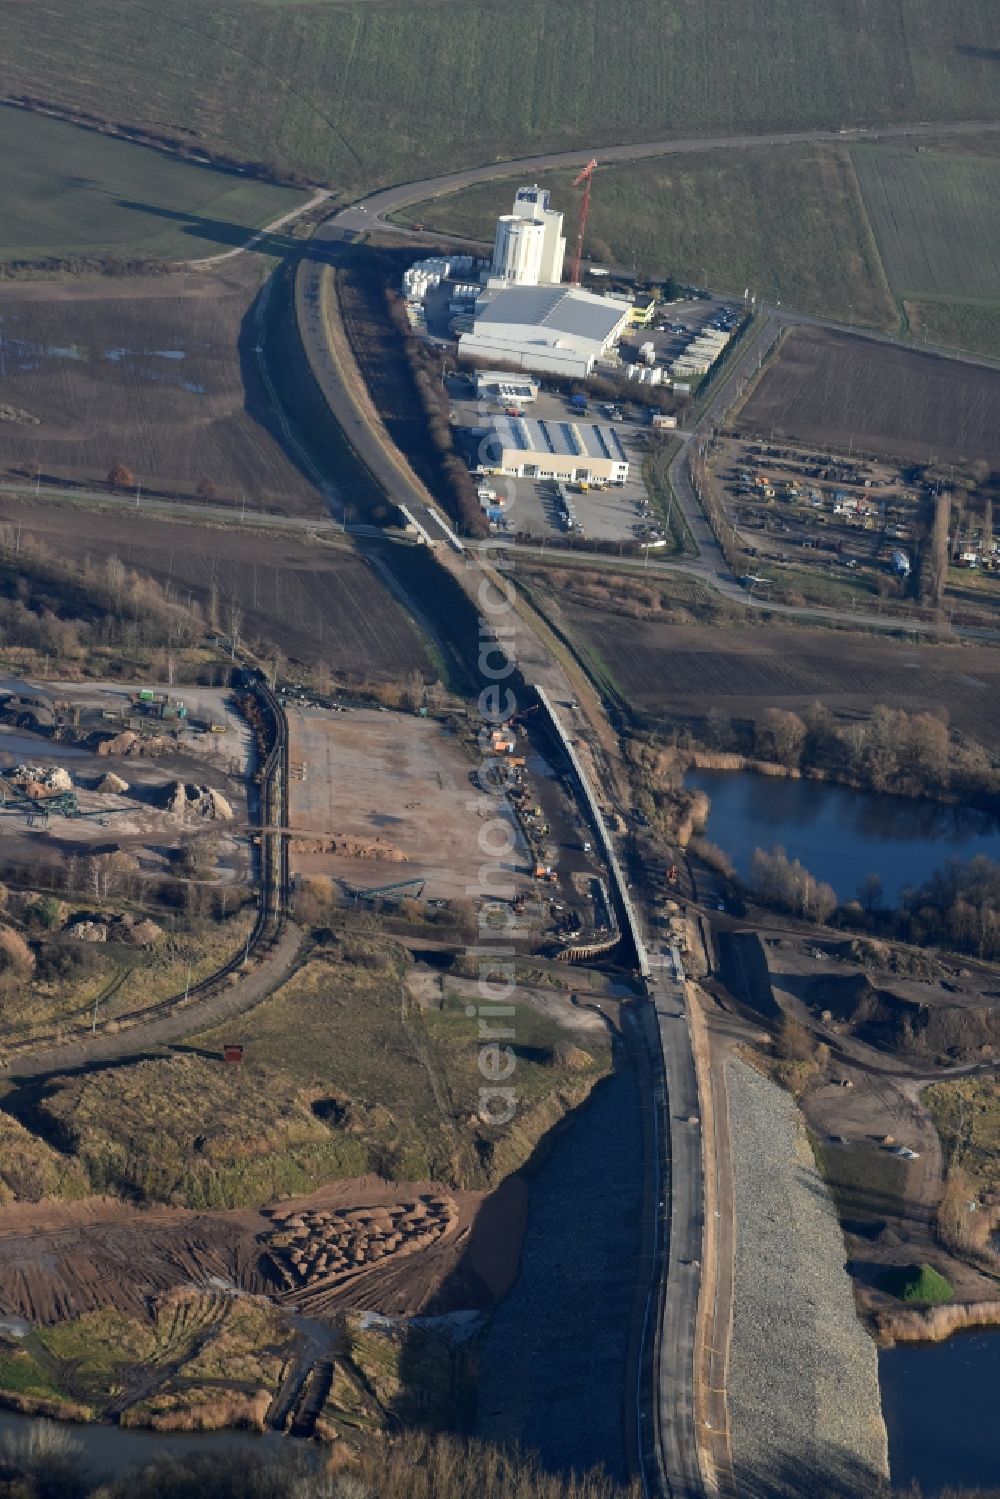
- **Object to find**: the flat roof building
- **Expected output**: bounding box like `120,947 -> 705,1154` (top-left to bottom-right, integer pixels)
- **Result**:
459,285 -> 632,379
480,415 -> 629,485
474,371 -> 539,405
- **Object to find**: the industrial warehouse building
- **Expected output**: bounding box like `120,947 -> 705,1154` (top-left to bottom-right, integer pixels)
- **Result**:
481,415 -> 629,485
459,284 -> 632,379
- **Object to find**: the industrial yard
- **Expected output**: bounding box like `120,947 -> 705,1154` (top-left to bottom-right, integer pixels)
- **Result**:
286,704 -> 615,954
0,678 -> 248,884
447,379 -> 654,543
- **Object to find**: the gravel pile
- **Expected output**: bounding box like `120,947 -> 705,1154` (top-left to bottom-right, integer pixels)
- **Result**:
726,1058 -> 889,1496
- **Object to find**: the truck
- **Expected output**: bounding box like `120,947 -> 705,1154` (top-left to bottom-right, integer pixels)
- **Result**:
569,393 -> 588,413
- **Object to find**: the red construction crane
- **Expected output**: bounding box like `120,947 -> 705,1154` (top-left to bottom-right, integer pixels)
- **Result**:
569,158 -> 598,285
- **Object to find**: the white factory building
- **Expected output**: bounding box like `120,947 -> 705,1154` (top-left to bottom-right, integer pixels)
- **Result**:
459,284 -> 632,379
481,415 -> 629,486
490,185 -> 566,288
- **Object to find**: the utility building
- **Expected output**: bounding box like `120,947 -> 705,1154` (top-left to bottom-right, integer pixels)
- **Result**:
459,284 -> 631,378
481,415 -> 629,486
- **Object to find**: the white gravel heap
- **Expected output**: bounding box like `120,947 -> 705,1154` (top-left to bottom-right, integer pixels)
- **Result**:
726,1057 -> 889,1496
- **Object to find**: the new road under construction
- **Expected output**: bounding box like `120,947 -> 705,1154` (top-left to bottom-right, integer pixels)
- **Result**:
292,203 -> 715,1497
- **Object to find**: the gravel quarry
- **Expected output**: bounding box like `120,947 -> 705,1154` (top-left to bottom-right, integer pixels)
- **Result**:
726,1057 -> 889,1496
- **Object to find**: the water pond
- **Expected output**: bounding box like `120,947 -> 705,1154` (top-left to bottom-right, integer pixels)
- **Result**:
879,1330 -> 1000,1493
688,769 -> 1000,906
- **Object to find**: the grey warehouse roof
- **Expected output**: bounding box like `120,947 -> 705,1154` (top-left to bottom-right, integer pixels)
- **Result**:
475,286 -> 629,344
489,416 -> 628,463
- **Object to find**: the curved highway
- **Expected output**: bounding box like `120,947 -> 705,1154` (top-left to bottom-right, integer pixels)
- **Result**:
290,118 -> 1000,1497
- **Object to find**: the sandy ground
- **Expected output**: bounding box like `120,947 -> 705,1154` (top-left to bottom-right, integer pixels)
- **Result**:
0,679 -> 250,876
0,1173 -> 526,1328
287,707 -> 527,901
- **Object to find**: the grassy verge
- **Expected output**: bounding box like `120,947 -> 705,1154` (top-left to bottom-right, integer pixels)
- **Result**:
643,440 -> 697,557
813,1140 -> 910,1229
0,1294 -> 294,1426
925,1076 -> 1000,1199
904,298 -> 1000,361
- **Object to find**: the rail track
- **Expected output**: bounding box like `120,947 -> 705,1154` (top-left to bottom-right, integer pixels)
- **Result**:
2,672 -> 292,1060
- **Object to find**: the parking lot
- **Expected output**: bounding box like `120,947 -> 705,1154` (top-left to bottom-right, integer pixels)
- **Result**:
448,381 -> 655,542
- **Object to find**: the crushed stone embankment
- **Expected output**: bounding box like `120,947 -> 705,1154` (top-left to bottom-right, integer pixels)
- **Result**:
727,1057 -> 889,1496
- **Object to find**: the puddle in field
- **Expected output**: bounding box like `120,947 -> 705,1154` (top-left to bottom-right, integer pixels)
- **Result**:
0,332 -> 203,392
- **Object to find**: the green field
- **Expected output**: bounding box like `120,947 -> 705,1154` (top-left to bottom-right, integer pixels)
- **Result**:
0,108 -> 308,262
399,146 -> 896,327
904,298 -> 1000,360
852,146 -> 1000,301
1,0 -> 998,192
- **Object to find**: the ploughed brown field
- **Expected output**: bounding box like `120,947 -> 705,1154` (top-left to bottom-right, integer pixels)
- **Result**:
0,498 -> 431,679
0,260 -> 324,517
568,607 -> 1000,744
738,327 -> 1000,467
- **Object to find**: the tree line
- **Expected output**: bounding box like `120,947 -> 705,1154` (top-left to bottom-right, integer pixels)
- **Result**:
700,702 -> 1000,808
745,846 -> 1000,961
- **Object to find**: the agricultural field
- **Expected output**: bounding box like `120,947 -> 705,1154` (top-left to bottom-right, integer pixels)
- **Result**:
903,300 -> 1000,362
0,108 -> 309,264
852,145 -> 1000,304
553,602 -> 1000,747
0,497 -> 433,678
398,146 -> 895,328
737,328 -> 1000,468
0,259 -> 324,515
0,0 -> 998,191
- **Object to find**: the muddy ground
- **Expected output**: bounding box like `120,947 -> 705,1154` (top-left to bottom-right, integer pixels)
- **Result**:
0,682 -> 248,882
0,260 -> 323,516
737,327 -> 1000,468
0,1174 -> 526,1327
287,707 -> 528,903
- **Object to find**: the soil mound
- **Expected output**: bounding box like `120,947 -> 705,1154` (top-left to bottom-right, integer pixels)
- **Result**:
98,772 -> 129,794
809,972 -> 1000,1060
164,782 -> 234,820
